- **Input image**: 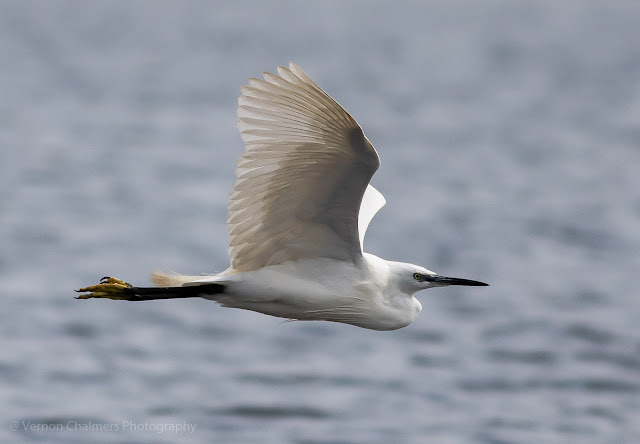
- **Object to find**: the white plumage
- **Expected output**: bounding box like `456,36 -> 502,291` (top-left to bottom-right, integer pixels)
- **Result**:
229,63 -> 379,272
77,62 -> 487,330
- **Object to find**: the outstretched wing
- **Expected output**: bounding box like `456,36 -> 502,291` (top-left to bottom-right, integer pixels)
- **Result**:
228,62 -> 380,272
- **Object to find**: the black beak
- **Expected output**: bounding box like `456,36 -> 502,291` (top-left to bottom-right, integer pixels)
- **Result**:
426,275 -> 489,287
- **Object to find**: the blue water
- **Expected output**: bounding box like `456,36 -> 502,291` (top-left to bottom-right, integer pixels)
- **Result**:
2,1 -> 640,442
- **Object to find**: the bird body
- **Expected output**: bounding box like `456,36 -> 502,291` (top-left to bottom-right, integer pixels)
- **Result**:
185,254 -> 422,331
76,62 -> 487,330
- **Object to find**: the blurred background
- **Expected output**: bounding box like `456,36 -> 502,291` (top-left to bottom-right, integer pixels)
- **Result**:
1,0 -> 639,442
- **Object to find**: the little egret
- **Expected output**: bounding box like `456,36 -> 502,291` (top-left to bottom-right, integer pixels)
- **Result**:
76,62 -> 488,331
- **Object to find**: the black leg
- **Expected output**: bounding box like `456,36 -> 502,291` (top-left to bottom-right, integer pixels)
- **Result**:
75,277 -> 225,301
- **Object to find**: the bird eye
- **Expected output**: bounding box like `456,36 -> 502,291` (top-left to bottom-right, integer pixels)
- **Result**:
413,273 -> 422,280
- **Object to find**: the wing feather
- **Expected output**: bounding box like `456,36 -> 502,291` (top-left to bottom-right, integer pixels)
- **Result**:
229,63 -> 380,272
358,185 -> 386,249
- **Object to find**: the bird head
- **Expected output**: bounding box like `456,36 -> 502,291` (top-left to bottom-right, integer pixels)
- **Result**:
388,261 -> 488,294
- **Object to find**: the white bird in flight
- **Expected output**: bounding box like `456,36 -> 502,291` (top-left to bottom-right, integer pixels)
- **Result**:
76,62 -> 487,331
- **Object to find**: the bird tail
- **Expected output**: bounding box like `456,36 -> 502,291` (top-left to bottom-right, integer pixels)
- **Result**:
151,271 -> 205,287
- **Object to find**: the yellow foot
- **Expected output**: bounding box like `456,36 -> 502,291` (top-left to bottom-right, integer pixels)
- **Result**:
75,276 -> 133,300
